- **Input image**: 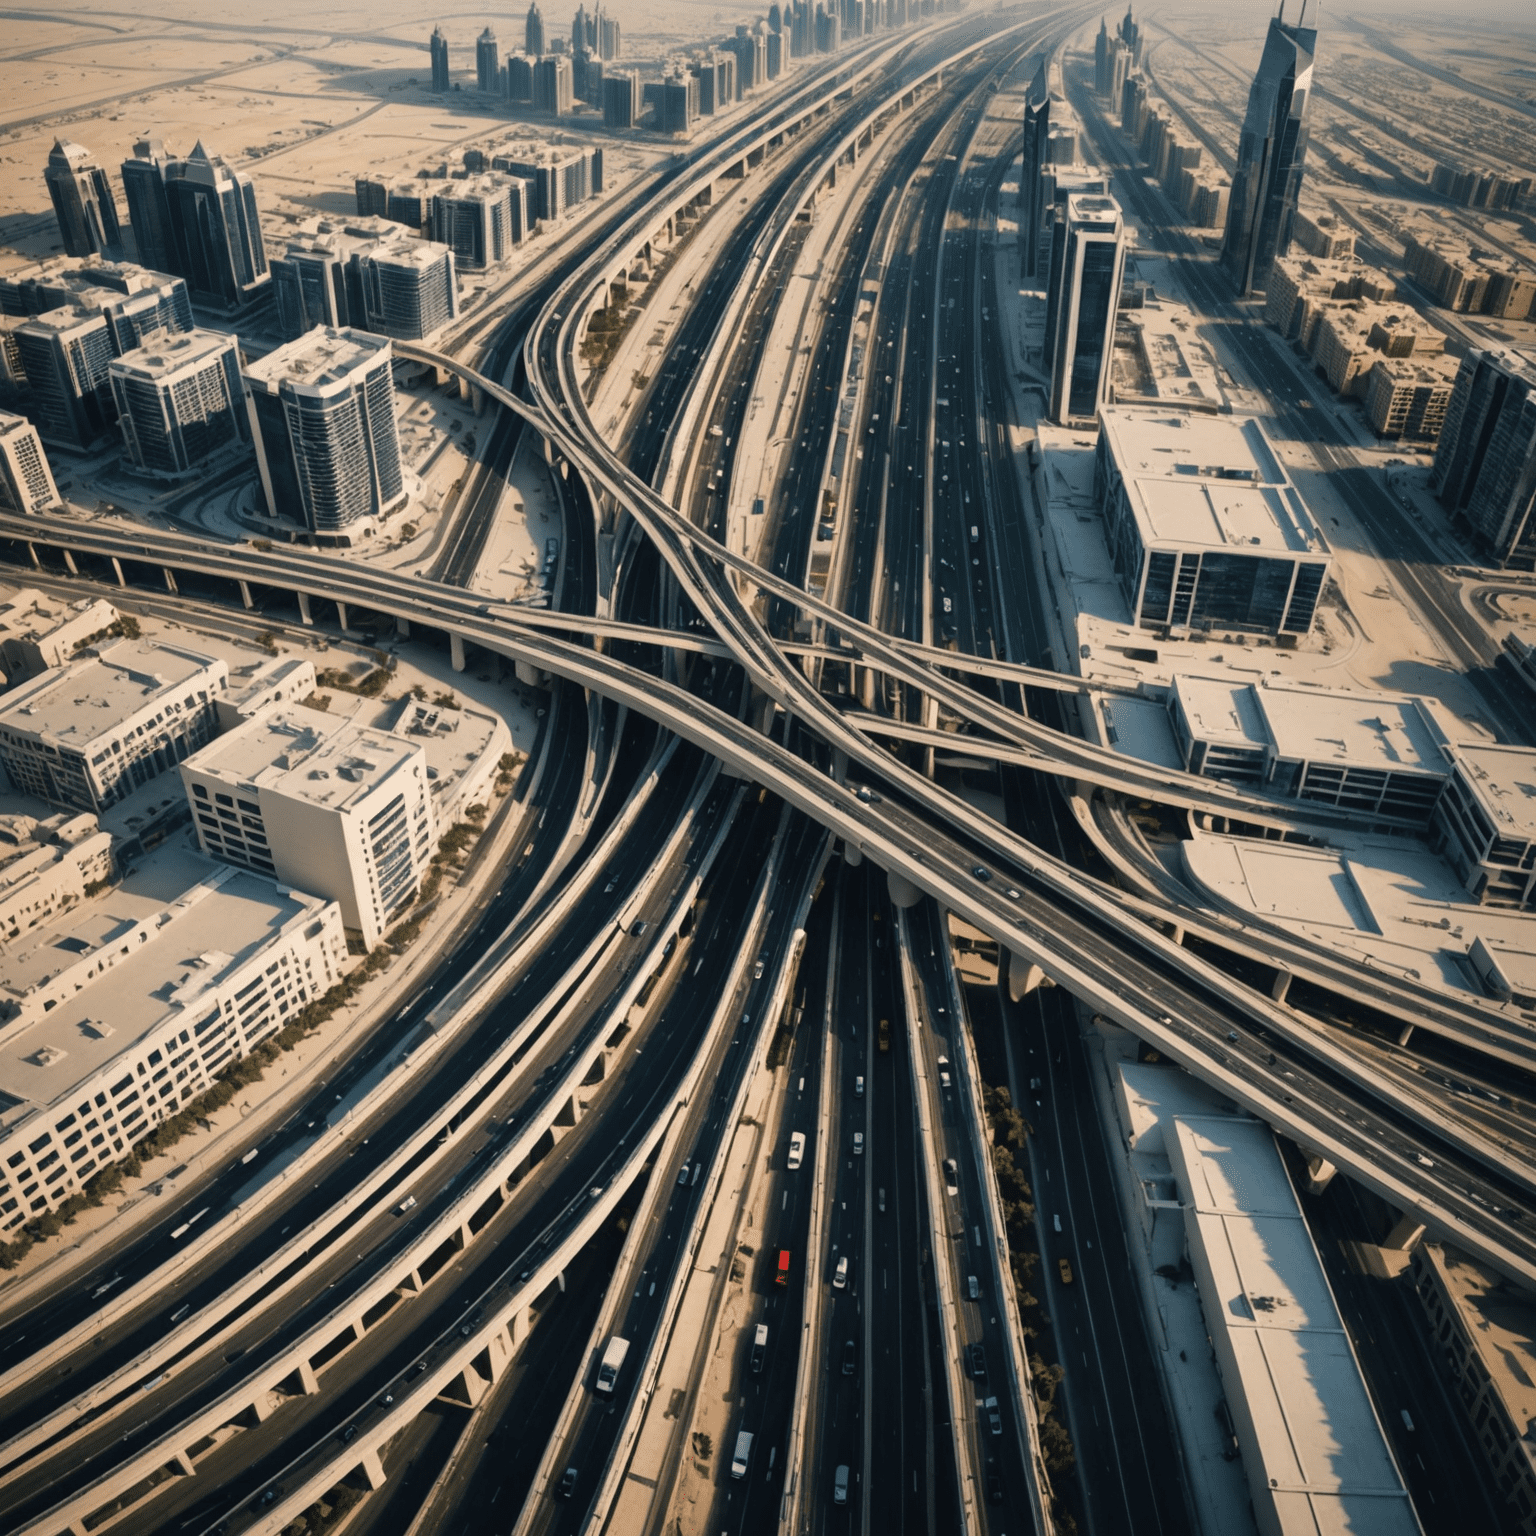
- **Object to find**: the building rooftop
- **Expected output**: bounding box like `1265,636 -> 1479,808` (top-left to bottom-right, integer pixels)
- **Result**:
1099,409 -> 1329,556
185,702 -> 422,813
1166,1115 -> 1419,1534
109,327 -> 234,382
0,847 -> 326,1123
244,326 -> 389,390
1450,742 -> 1536,842
15,302 -> 104,339
0,638 -> 223,749
0,586 -> 113,655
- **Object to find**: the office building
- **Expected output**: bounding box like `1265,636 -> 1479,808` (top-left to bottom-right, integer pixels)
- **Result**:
525,2 -> 545,57
1167,675 -> 1451,820
0,413 -> 60,514
476,27 -> 500,92
508,52 -> 535,103
0,856 -> 345,1229
599,11 -> 620,59
0,589 -> 117,683
109,329 -> 246,475
0,258 -> 193,355
662,73 -> 699,133
1095,408 -> 1331,637
12,305 -> 116,450
430,178 -> 525,270
163,142 -> 269,309
1020,60 -> 1052,281
1432,743 -> 1536,909
1221,9 -> 1316,296
353,230 -> 458,341
1431,348 -> 1536,569
1363,353 -> 1461,443
0,638 -> 226,812
1290,209 -> 1353,259
353,176 -> 388,219
605,71 -> 641,128
533,54 -> 573,115
496,148 -> 595,223
0,809 -> 113,944
245,327 -> 404,543
430,26 -> 450,92
181,704 -> 435,948
120,137 -> 176,273
272,234 -> 350,338
1043,194 -> 1126,425
1310,304 -> 1443,400
43,140 -> 123,262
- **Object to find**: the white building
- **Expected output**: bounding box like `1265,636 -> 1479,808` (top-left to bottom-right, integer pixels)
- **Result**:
390,696 -> 512,827
0,811 -> 113,941
1094,409 -> 1331,638
1168,675 -> 1453,821
1432,742 -> 1536,909
0,639 -> 226,812
0,587 -> 118,687
0,858 -> 345,1228
180,704 -> 435,948
214,655 -> 318,731
0,410 -> 60,514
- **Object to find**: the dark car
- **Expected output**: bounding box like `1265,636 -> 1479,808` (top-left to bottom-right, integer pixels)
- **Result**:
968,1342 -> 986,1379
558,1466 -> 578,1499
987,1468 -> 1004,1504
842,1338 -> 857,1376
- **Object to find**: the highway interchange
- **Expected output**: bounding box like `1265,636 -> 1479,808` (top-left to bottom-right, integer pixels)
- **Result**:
2,8 -> 1535,1536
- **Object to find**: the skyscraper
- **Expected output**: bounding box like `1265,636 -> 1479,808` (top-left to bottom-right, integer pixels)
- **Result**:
1094,18 -> 1110,95
1221,7 -> 1316,297
352,233 -> 459,341
430,26 -> 450,92
604,71 -> 641,128
0,411 -> 60,514
430,179 -> 524,270
525,3 -> 545,58
109,329 -> 246,474
476,28 -> 500,92
598,12 -> 620,60
533,54 -> 573,115
1020,60 -> 1051,281
44,140 -> 123,261
508,53 -> 535,102
120,138 -> 177,273
244,327 -> 405,543
12,305 -> 116,449
1431,347 -> 1536,569
1044,193 -> 1126,425
164,142 -> 269,309
272,236 -> 352,339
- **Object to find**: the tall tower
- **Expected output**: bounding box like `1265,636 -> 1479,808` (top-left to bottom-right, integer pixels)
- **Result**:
120,137 -> 177,273
476,27 -> 499,92
44,140 -> 123,260
1020,59 -> 1052,281
1094,18 -> 1110,96
165,142 -> 269,309
1044,194 -> 1126,425
525,3 -> 545,58
1221,6 -> 1317,297
430,26 -> 450,92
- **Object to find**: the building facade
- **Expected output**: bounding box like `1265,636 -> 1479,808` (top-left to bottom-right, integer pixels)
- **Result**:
533,54 -> 573,115
163,142 -> 270,309
430,179 -> 525,270
1044,193 -> 1126,425
430,26 -> 450,92
120,138 -> 177,274
181,704 -> 435,948
109,328 -> 247,475
476,27 -> 500,92
244,326 -> 405,543
12,304 -> 116,450
0,413 -> 59,514
43,140 -> 122,262
1431,743 -> 1536,909
0,639 -> 226,812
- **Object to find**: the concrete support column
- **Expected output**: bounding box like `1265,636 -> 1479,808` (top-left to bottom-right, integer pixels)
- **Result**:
162,567 -> 178,594
336,601 -> 349,633
172,1448 -> 196,1477
26,542 -> 39,568
842,842 -> 863,868
1303,1154 -> 1337,1196
238,579 -> 254,609
1383,1215 -> 1426,1252
297,1359 -> 320,1394
396,615 -> 411,637
1271,968 -> 1292,1003
887,869 -> 921,909
62,549 -> 78,575
111,557 -> 126,587
297,591 -> 313,625
1397,1022 -> 1415,1047
1008,951 -> 1049,1001
450,632 -> 466,672
360,1449 -> 388,1490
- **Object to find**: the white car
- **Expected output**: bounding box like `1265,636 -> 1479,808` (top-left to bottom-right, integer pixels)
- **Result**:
833,1255 -> 849,1289
787,1132 -> 806,1171
852,1132 -> 864,1156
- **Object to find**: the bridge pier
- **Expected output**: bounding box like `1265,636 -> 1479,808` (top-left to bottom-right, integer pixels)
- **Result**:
1397,1022 -> 1415,1047
359,1448 -> 388,1490
450,633 -> 466,672
396,616 -> 410,637
26,541 -> 38,568
1384,1214 -> 1426,1253
111,556 -> 126,587
238,579 -> 254,609
1271,968 -> 1292,1003
842,842 -> 863,868
336,601 -> 350,633
162,566 -> 178,594
62,548 -> 78,575
1303,1153 -> 1337,1195
1007,950 -> 1051,1001
887,869 -> 921,909
297,591 -> 313,625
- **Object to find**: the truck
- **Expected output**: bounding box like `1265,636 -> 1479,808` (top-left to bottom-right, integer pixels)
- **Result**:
595,1335 -> 630,1394
730,1429 -> 754,1479
878,1018 -> 890,1053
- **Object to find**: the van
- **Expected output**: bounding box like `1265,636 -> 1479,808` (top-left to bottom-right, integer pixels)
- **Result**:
787,1132 -> 806,1171
833,1464 -> 850,1505
967,1275 -> 980,1300
833,1255 -> 849,1289
730,1429 -> 753,1479
751,1323 -> 768,1372
969,525 -> 979,544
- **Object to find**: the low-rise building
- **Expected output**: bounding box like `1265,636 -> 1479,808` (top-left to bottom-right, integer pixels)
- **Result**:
0,639 -> 225,812
1412,1243 -> 1536,1535
180,703 -> 435,948
0,811 -> 113,941
1310,303 -> 1443,399
1264,254 -> 1395,349
1168,675 -> 1452,821
1363,353 -> 1462,442
1432,741 -> 1536,909
389,697 -> 511,827
1094,408 -> 1331,637
214,656 -> 318,730
0,411 -> 60,514
0,588 -> 117,686
0,855 -> 345,1229
1289,208 -> 1354,259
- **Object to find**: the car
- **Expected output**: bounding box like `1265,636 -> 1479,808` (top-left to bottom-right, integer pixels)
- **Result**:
939,1071 -> 952,1090
854,1075 -> 865,1098
944,1158 -> 958,1192
968,1342 -> 986,1379
787,1132 -> 806,1170
842,1338 -> 857,1376
986,1468 -> 1004,1504
984,1396 -> 1003,1435
1058,1258 -> 1074,1285
855,784 -> 881,804
852,1131 -> 864,1155
834,1255 -> 849,1289
396,1196 -> 416,1215
969,525 -> 980,543
754,959 -> 765,979
677,1163 -> 691,1186
557,1466 -> 578,1499
341,1424 -> 358,1443
750,1323 -> 768,1372
1226,1031 -> 1239,1043
604,878 -> 617,893
833,1464 -> 850,1505
630,920 -> 648,937
972,865 -> 991,881
967,1274 -> 980,1300
878,1187 -> 886,1213
1004,887 -> 1021,899
941,596 -> 953,614
1415,1153 -> 1434,1168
